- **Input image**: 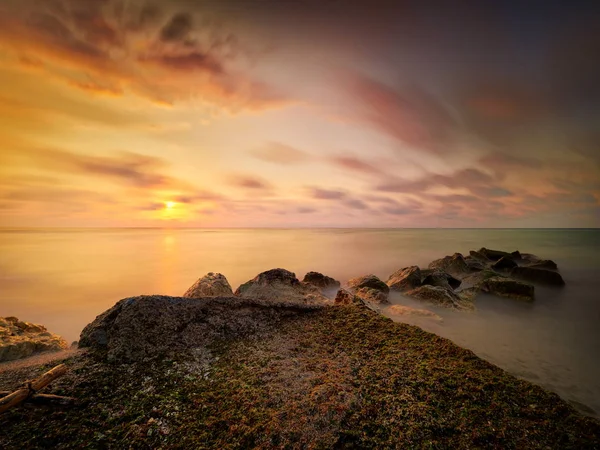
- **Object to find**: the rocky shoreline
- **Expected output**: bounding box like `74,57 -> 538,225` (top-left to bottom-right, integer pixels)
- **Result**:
2,248 -> 597,449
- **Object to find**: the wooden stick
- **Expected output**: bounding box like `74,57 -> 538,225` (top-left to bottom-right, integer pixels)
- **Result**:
0,364 -> 68,414
0,391 -> 75,406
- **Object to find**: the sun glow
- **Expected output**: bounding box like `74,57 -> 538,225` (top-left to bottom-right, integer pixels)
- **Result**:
165,201 -> 177,209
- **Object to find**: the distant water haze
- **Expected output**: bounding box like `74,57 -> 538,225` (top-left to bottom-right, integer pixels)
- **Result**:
1,228 -> 599,414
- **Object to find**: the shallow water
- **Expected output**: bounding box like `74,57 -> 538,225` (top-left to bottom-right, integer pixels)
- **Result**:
1,228 -> 598,413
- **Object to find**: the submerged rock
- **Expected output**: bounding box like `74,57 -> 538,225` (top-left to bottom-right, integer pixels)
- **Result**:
79,295 -> 323,362
491,256 -> 518,271
428,253 -> 470,277
386,266 -> 421,291
235,268 -> 328,305
386,305 -> 442,322
302,272 -> 341,291
0,317 -> 68,362
404,285 -> 461,309
183,272 -> 233,298
511,266 -> 565,286
421,269 -> 461,290
481,277 -> 535,301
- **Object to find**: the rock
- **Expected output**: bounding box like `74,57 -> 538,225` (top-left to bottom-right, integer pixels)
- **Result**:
526,260 -> 558,271
334,289 -> 365,307
511,250 -> 522,260
386,266 -> 421,291
235,268 -> 328,305
302,272 -> 341,291
464,257 -> 486,272
80,295 -> 324,362
347,274 -> 390,303
481,277 -> 535,301
183,272 -> 234,298
404,285 -> 461,308
492,256 -> 518,271
428,253 -> 470,277
386,305 -> 442,322
511,266 -> 565,286
469,250 -> 489,261
421,270 -> 461,290
478,248 -> 512,261
0,317 -> 68,362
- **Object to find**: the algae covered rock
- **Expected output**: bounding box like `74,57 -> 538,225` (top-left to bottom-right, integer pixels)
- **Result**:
79,295 -> 323,362
183,272 -> 233,298
428,253 -> 470,276
386,305 -> 442,322
235,268 -> 328,305
334,288 -> 365,306
386,266 -> 421,292
492,256 -> 518,271
0,316 -> 68,362
481,277 -> 535,301
421,269 -> 461,290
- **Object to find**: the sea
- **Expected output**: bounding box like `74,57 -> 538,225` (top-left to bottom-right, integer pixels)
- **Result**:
1,228 -> 598,415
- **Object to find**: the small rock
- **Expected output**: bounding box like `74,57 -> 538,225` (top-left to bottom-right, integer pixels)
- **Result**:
511,266 -> 565,286
183,272 -> 234,298
386,305 -> 442,322
334,289 -> 365,306
492,256 -> 518,271
347,274 -> 390,303
0,317 -> 68,362
481,277 -> 535,301
478,248 -> 513,261
421,270 -> 461,290
302,272 -> 341,290
386,266 -> 421,291
404,285 -> 461,308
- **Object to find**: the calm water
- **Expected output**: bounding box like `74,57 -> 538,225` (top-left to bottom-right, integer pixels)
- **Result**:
1,228 -> 599,414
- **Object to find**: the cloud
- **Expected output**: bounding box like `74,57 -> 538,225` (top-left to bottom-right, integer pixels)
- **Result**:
230,174 -> 271,190
0,0 -> 290,112
309,187 -> 346,200
250,142 -> 309,164
342,72 -> 457,153
330,155 -> 382,175
343,198 -> 368,210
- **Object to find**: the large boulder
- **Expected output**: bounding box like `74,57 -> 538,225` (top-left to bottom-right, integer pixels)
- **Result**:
79,295 -> 323,362
404,285 -> 461,309
478,248 -> 513,261
481,277 -> 535,301
491,256 -> 518,271
428,253 -> 470,277
0,317 -> 68,362
421,269 -> 461,290
464,257 -> 486,272
469,250 -> 489,261
511,266 -> 565,286
386,266 -> 421,291
302,272 -> 341,291
183,272 -> 233,298
235,269 -> 328,305
347,274 -> 390,304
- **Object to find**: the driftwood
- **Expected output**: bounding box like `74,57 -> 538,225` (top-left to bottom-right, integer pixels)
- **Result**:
0,364 -> 69,413
0,391 -> 76,406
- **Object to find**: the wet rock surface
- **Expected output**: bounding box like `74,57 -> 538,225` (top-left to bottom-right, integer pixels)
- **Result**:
302,271 -> 341,291
511,266 -> 565,286
0,317 -> 68,362
347,274 -> 390,304
235,268 -> 328,305
386,266 -> 421,291
183,272 -> 234,298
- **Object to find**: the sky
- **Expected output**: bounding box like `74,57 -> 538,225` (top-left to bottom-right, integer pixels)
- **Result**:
0,0 -> 598,228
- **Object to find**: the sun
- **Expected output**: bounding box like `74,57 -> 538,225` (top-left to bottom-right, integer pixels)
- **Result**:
165,201 -> 177,210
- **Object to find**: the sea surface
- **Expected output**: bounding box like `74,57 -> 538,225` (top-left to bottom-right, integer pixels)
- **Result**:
1,228 -> 599,414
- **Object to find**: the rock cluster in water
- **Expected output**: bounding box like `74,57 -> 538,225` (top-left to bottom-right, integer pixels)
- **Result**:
79,248 -> 565,362
0,316 -> 68,362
